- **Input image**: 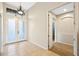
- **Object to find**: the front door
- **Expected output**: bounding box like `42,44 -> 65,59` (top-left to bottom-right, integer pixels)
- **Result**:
7,13 -> 25,44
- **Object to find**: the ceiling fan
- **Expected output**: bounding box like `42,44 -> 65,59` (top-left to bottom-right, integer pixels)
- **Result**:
17,3 -> 25,15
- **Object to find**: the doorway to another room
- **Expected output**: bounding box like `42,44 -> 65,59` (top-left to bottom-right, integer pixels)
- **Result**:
48,3 -> 75,56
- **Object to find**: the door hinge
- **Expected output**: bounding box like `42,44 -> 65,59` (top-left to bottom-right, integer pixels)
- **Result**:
48,35 -> 50,37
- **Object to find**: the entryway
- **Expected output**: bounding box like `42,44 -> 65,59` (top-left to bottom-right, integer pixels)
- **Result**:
6,12 -> 26,44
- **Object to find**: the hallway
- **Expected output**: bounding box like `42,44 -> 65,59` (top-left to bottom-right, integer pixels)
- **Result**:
3,41 -> 59,56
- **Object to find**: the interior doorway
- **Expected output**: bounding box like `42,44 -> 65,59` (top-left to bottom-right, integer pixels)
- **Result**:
48,3 -> 75,56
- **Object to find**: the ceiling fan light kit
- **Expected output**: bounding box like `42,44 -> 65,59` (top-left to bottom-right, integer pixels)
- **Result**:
17,3 -> 25,16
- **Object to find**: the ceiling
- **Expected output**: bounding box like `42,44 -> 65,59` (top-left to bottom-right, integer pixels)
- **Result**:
51,3 -> 74,15
5,2 -> 36,11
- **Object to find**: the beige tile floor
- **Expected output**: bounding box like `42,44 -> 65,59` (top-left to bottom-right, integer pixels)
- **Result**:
3,41 -> 59,56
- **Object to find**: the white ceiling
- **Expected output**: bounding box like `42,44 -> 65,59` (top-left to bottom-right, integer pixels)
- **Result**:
5,2 -> 36,11
51,3 -> 74,15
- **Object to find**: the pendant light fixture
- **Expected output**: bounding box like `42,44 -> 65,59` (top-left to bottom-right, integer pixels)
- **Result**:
17,3 -> 25,15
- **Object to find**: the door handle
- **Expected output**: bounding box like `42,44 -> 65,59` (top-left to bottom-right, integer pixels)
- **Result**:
17,31 -> 19,34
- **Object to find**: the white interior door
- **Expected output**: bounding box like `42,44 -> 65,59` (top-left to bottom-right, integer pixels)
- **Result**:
48,13 -> 55,49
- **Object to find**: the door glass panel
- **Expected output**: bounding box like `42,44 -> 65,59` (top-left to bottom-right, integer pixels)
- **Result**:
8,17 -> 16,43
18,17 -> 24,41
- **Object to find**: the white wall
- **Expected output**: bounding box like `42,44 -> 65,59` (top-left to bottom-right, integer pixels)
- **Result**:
28,2 -> 64,49
56,12 -> 74,45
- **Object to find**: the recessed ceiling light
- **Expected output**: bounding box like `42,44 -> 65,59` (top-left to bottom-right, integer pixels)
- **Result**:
63,9 -> 67,12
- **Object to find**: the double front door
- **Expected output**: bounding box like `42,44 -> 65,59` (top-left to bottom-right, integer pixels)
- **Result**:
7,13 -> 25,44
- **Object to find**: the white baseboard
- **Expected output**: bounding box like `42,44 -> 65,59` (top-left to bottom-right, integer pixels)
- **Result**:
29,40 -> 48,50
56,41 -> 73,46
